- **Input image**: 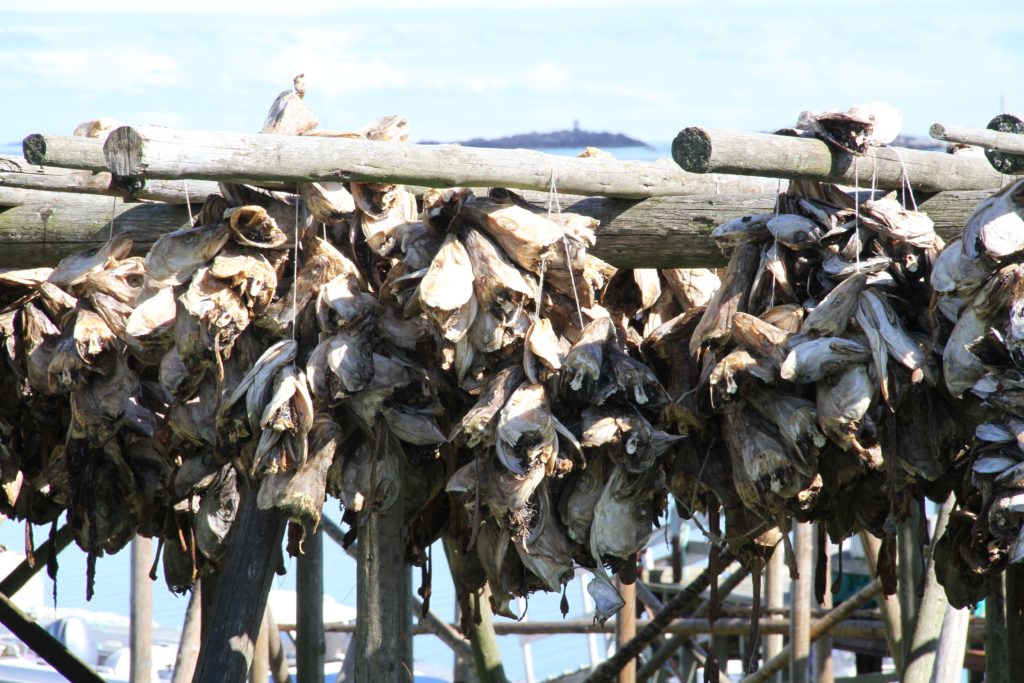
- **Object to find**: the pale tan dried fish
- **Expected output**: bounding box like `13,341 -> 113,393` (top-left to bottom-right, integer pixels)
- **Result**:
662,268 -> 720,310
559,454 -> 608,545
821,254 -> 891,280
580,406 -> 681,473
362,189 -> 418,256
943,307 -> 987,398
359,114 -> 409,142
262,73 -> 318,135
419,233 -> 476,342
258,414 -> 341,525
316,272 -> 378,332
748,388 -> 825,467
748,243 -> 796,312
299,182 -> 356,224
305,326 -> 374,402
48,233 -> 133,287
217,339 -> 296,437
816,364 -> 876,456
708,349 -> 776,407
859,290 -> 934,383
761,304 -> 805,333
80,257 -> 145,305
225,205 -> 288,249
463,199 -> 564,275
730,312 -> 790,368
383,406 -> 446,446
859,196 -> 936,249
90,291 -> 134,341
146,223 -> 231,286
125,286 -> 176,358
633,269 -> 662,310
710,213 -> 773,248
463,227 -> 535,313
853,295 -> 891,405
767,213 -> 824,250
208,252 -> 278,313
607,345 -> 669,407
73,118 -> 123,139
722,405 -> 803,513
689,241 -> 758,355
780,337 -> 869,383
523,318 -> 564,384
180,267 -> 252,354
495,382 -> 557,476
590,465 -> 662,563
930,238 -> 992,298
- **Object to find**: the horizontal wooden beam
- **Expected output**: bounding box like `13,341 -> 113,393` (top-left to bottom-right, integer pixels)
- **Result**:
98,125 -> 786,199
1,154 -> 222,204
930,122 -> 1024,156
673,127 -> 1010,193
0,186 -> 991,269
23,134 -> 107,170
0,194 -> 191,266
298,616 -> 986,642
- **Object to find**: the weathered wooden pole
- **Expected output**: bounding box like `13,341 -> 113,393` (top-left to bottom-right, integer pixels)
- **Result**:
985,574 -> 1010,683
265,608 -> 292,683
616,578 -> 638,683
170,586 -> 202,683
23,134 -> 107,170
0,154 -> 221,203
791,522 -> 813,683
355,498 -> 412,683
903,496 -> 954,683
1005,565 -> 1024,676
931,605 -> 970,683
672,127 -> 1010,192
583,551 -> 736,683
858,531 -> 903,676
99,125 -> 785,199
130,536 -> 153,683
0,524 -> 72,597
930,122 -> 1024,156
764,548 -> 784,683
813,525 -> 833,683
739,580 -> 883,683
297,524 -> 325,683
0,591 -> 105,682
898,506 -> 924,669
191,488 -> 285,683
465,586 -> 507,683
249,614 -> 270,683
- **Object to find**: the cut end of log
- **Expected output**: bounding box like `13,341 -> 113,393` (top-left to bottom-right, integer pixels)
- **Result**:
22,135 -> 47,166
929,123 -> 949,141
104,126 -> 146,178
672,127 -> 713,174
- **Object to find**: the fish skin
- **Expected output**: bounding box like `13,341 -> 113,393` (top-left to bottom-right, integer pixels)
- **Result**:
690,241 -> 759,355
780,337 -> 869,383
798,273 -> 867,340
146,224 -> 230,286
495,382 -> 557,477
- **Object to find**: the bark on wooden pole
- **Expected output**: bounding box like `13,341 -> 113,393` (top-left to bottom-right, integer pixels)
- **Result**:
898,507 -> 924,670
791,522 -> 813,683
130,536 -> 153,683
0,524 -> 72,597
903,496 -> 955,683
0,591 -> 105,682
170,586 -> 202,683
1005,565 -> 1024,677
985,574 -> 1010,683
858,531 -> 903,676
672,127 -> 1010,192
763,548 -> 784,683
191,487 -> 285,683
266,608 -> 291,683
739,580 -> 884,683
0,154 -> 222,204
297,524 -> 325,683
100,125 -> 786,199
355,499 -> 412,683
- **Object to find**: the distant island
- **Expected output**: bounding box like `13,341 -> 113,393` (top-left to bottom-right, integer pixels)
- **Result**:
421,121 -> 649,149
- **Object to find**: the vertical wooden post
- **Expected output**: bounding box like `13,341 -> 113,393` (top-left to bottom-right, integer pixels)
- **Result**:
266,608 -> 292,683
986,574 -> 1010,683
1005,565 -> 1024,675
857,531 -> 903,676
249,615 -> 270,683
932,605 -> 970,683
617,579 -> 637,683
903,496 -> 954,683
297,524 -> 325,683
764,548 -> 784,683
130,536 -> 153,683
453,601 -> 480,683
898,506 -> 923,669
713,635 -> 730,681
813,525 -> 833,683
790,522 -> 813,683
191,488 -> 285,683
469,586 -> 508,683
170,585 -> 202,683
355,498 -> 412,683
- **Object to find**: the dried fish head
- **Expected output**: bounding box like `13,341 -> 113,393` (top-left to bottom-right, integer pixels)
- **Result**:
767,213 -> 824,250
561,315 -> 612,399
710,213 -> 772,249
662,268 -> 721,310
559,455 -> 608,545
964,179 -> 1024,260
523,318 -> 564,384
208,252 -> 279,313
816,364 -> 875,454
580,406 -> 681,473
299,182 -> 355,223
495,382 -> 557,476
607,346 -> 669,408
780,337 -> 869,383
462,227 -> 535,317
361,189 -> 418,256
748,388 -> 825,468
590,465 -> 663,563
690,242 -> 759,355
516,485 -> 575,592
48,233 -> 133,287
419,233 -> 476,342
305,326 -> 374,402
723,406 -> 805,514
146,223 -> 231,286
316,273 -> 378,332
730,312 -> 790,368
798,272 -> 866,340
225,205 -> 288,249
708,349 -> 776,407
860,196 -> 936,249
451,365 -> 526,448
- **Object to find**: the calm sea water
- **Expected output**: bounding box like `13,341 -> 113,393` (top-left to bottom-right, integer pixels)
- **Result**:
0,139 -> 679,682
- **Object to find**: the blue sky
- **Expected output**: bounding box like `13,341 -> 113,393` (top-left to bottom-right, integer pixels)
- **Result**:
2,1 -> 1022,147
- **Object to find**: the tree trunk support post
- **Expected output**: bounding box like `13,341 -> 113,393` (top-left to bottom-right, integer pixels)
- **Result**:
297,523 -> 325,683
130,536 -> 153,683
